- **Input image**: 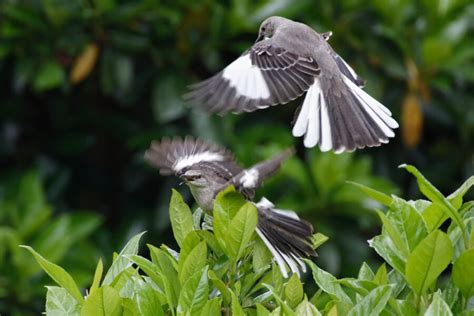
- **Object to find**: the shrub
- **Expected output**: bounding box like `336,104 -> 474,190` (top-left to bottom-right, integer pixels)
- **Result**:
24,165 -> 473,315
0,171 -> 102,315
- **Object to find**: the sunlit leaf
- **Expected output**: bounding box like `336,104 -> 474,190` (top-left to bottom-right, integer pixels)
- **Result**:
405,230 -> 453,295
306,260 -> 352,305
179,241 -> 207,285
347,285 -> 392,316
102,231 -> 145,285
178,266 -> 209,314
90,258 -> 103,295
20,245 -> 83,303
45,286 -> 80,316
348,181 -> 393,206
285,274 -> 304,308
169,189 -> 194,248
227,203 -> 258,261
425,291 -> 453,316
81,285 -> 122,316
452,249 -> 474,299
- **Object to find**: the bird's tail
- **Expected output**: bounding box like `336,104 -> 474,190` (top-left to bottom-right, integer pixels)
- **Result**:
292,74 -> 399,152
255,198 -> 315,278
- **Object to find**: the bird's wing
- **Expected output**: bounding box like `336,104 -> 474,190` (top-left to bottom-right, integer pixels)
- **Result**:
144,136 -> 242,177
184,40 -> 320,114
227,148 -> 293,192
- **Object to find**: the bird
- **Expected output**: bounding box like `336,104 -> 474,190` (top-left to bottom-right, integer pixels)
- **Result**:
145,136 -> 315,277
184,16 -> 399,153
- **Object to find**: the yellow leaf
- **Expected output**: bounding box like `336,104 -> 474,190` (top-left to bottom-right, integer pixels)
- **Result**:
401,93 -> 423,148
70,43 -> 99,84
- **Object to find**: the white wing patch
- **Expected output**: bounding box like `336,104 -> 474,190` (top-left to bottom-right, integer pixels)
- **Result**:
173,152 -> 224,172
240,168 -> 259,188
222,54 -> 271,99
292,79 -> 332,150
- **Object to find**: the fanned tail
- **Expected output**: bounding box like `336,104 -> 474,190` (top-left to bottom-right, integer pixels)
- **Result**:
255,198 -> 315,278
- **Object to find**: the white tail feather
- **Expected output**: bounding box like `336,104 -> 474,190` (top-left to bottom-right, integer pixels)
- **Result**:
256,228 -> 289,278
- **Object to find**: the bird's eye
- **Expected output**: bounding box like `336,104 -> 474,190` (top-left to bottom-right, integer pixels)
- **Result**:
261,27 -> 266,32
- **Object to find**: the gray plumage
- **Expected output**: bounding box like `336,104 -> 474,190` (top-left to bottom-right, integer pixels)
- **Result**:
185,16 -> 399,153
145,136 -> 315,277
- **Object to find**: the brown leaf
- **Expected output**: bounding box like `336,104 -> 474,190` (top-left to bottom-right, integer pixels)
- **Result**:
69,43 -> 99,85
401,93 -> 423,148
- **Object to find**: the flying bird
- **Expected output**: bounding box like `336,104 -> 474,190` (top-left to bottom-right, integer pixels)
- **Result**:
145,136 -> 315,277
185,16 -> 399,153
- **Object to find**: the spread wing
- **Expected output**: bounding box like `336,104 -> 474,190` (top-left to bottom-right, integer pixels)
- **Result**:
184,41 -> 320,115
144,136 -> 242,178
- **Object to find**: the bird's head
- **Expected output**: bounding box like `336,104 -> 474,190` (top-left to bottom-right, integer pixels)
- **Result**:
178,169 -> 210,188
256,16 -> 288,42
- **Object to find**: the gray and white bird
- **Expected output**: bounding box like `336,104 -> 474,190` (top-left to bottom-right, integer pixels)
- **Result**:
185,16 -> 399,153
145,136 -> 315,277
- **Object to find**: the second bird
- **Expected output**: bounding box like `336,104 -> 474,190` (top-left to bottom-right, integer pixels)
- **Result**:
185,16 -> 399,153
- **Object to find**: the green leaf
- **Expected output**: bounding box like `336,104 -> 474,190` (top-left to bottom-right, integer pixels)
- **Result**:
405,230 -> 453,295
129,255 -> 164,290
285,274 -> 304,308
256,303 -> 271,316
448,176 -> 474,209
295,296 -> 322,316
358,263 -> 375,281
423,203 -> 449,232
452,248 -> 474,298
147,246 -> 180,310
213,187 -> 246,254
34,60 -> 65,91
45,286 -> 81,316
253,237 -> 272,272
102,231 -> 145,285
373,264 -> 388,285
312,233 -> 329,249
369,234 -> 406,273
20,245 -> 84,303
90,258 -> 103,295
263,283 -> 296,316
348,181 -> 393,206
399,164 -> 465,237
227,203 -> 258,261
169,189 -> 194,247
208,270 -> 231,303
179,241 -> 207,285
178,266 -> 209,314
306,260 -> 352,305
81,285 -> 122,316
425,292 -> 453,316
390,196 -> 429,251
199,297 -> 221,316
231,290 -> 245,316
347,285 -> 392,316
178,232 -> 201,272
376,209 -> 410,258
134,277 -> 164,316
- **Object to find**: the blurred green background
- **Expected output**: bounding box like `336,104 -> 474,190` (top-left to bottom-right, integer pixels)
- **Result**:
1,0 -> 473,314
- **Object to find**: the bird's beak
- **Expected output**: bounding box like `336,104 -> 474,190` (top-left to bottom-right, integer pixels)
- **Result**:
255,33 -> 264,43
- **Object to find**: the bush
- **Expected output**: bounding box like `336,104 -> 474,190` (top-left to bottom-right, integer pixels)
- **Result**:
24,165 -> 473,315
0,171 -> 102,315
